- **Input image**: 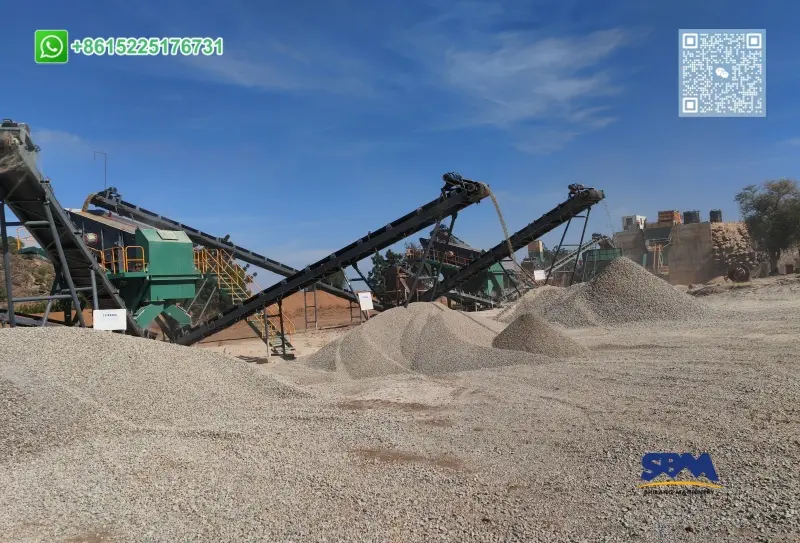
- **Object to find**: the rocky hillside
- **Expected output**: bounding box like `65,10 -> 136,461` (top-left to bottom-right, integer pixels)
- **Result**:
0,246 -> 54,311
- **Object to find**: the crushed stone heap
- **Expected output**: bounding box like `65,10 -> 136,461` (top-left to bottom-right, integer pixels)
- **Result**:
304,302 -> 556,379
492,312 -> 588,357
500,257 -> 711,328
0,327 -> 304,459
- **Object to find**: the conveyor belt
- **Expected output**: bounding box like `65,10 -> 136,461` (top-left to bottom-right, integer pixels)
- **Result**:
547,236 -> 605,275
0,120 -> 144,335
424,186 -> 605,300
444,290 -> 495,309
0,309 -> 66,326
86,188 -> 386,311
173,175 -> 491,345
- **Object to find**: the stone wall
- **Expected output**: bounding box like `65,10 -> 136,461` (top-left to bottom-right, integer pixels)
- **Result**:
667,223 -> 714,285
612,229 -> 646,265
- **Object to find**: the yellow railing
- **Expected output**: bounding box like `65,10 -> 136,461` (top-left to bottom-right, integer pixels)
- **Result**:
407,247 -> 472,267
91,245 -> 146,274
264,305 -> 296,336
15,227 -> 36,250
194,247 -> 295,338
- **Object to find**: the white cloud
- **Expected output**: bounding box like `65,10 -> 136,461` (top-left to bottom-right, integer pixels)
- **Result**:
783,137 -> 800,147
444,30 -> 627,128
180,53 -> 374,96
33,129 -> 93,152
107,0 -> 633,154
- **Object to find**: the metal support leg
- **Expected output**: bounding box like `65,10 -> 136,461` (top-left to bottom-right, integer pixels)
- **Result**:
90,269 -> 99,310
41,273 -> 60,327
406,217 -> 443,308
303,285 -> 319,331
546,218 -> 572,284
196,286 -> 217,325
352,262 -> 382,315
498,262 -> 521,300
186,276 -> 209,314
64,299 -> 73,326
264,305 -> 271,362
339,266 -> 365,322
278,299 -> 286,358
303,288 -> 309,330
570,208 -> 591,286
429,213 -> 458,301
42,202 -> 85,327
0,202 -> 16,327
312,284 -> 318,329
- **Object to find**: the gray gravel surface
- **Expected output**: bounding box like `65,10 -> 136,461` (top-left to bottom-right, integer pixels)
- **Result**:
492,312 -> 589,357
2,273 -> 799,542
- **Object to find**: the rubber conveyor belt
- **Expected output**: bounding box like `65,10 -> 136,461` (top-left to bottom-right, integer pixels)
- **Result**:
424,186 -> 605,300
86,188 -> 386,311
546,235 -> 611,275
0,120 -> 145,335
172,177 -> 490,346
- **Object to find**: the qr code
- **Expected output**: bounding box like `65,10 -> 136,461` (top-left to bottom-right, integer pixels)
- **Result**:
679,29 -> 766,117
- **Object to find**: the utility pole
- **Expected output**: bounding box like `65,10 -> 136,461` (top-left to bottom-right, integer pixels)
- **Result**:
93,151 -> 107,189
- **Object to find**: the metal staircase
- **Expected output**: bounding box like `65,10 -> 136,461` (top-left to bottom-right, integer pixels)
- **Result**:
194,248 -> 295,357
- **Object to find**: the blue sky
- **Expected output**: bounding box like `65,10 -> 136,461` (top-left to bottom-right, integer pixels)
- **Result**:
6,0 -> 799,284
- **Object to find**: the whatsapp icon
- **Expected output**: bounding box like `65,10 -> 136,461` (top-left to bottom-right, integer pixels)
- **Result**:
35,30 -> 69,64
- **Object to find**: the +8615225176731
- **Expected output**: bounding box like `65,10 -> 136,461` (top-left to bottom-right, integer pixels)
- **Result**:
71,36 -> 224,56
34,30 -> 223,63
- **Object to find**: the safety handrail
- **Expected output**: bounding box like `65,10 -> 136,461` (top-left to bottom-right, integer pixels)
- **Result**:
90,247 -> 106,270
91,245 -> 146,274
408,247 -> 472,268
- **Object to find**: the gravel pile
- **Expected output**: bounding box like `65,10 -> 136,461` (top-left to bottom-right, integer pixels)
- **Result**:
497,285 -> 564,322
304,302 -> 549,378
492,312 -> 589,357
0,328 -> 304,454
502,257 -> 711,328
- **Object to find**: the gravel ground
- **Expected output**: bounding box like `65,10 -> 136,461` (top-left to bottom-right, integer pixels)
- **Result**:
1,270 -> 799,541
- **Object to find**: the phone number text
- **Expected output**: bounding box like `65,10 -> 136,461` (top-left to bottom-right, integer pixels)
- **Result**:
69,37 -> 224,56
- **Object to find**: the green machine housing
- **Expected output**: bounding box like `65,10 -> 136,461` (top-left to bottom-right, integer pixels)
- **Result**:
581,248 -> 623,281
106,228 -> 201,328
424,255 -> 505,298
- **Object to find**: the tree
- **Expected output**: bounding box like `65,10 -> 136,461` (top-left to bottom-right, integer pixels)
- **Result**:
735,179 -> 800,273
405,241 -> 422,253
366,249 -> 404,297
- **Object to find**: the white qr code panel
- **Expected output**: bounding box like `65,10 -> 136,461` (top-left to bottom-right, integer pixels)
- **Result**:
679,29 -> 766,118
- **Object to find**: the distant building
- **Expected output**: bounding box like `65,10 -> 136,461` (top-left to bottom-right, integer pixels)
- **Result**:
622,215 -> 646,231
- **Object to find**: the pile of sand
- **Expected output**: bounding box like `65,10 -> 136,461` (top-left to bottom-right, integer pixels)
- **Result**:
304,303 -> 556,379
492,313 -> 589,357
500,257 -> 710,328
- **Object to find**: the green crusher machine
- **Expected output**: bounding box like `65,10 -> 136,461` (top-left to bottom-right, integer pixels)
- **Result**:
105,228 -> 201,328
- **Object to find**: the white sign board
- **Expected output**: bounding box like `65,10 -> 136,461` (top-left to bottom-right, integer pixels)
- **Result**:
93,309 -> 127,331
357,291 -> 374,311
533,270 -> 547,281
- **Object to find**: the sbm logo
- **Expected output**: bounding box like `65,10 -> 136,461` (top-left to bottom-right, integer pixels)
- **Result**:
638,452 -> 722,489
